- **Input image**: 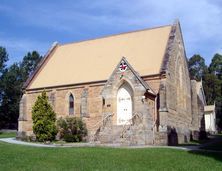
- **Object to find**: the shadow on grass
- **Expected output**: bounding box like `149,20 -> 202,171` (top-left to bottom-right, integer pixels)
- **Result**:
188,150 -> 222,163
177,138 -> 211,146
188,134 -> 222,163
200,134 -> 222,150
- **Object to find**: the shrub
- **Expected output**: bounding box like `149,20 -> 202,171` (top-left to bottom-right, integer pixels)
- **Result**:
32,91 -> 57,142
57,117 -> 87,142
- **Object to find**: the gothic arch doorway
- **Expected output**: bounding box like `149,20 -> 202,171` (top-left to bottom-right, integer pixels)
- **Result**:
117,83 -> 133,125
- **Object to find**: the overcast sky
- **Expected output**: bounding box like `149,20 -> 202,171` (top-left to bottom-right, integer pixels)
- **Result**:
0,0 -> 222,65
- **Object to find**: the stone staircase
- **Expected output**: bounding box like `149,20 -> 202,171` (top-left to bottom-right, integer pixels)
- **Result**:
89,113 -> 113,143
90,112 -> 149,145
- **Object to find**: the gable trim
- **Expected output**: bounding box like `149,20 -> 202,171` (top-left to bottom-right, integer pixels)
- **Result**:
123,57 -> 156,95
103,57 -> 156,96
160,20 -> 188,74
160,22 -> 176,74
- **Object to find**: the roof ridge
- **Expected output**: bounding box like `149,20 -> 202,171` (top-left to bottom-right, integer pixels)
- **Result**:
60,24 -> 172,47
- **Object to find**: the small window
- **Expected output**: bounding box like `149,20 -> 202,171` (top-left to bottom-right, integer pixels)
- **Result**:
69,94 -> 74,115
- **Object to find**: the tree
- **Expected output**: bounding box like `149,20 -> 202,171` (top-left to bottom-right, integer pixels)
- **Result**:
32,91 -> 57,142
0,63 -> 23,128
188,53 -> 222,130
208,53 -> 222,130
188,54 -> 208,81
0,47 -> 9,128
0,46 -> 9,103
209,53 -> 222,79
20,51 -> 42,81
0,50 -> 42,129
0,47 -> 8,75
203,72 -> 221,104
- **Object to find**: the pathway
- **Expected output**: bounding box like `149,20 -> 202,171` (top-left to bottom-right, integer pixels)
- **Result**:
0,137 -> 200,150
0,136 -> 221,152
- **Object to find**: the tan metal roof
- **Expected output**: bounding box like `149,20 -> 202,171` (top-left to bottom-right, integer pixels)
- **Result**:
27,25 -> 172,89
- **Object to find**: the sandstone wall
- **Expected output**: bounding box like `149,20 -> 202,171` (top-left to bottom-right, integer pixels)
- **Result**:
18,84 -> 104,138
157,22 -> 193,145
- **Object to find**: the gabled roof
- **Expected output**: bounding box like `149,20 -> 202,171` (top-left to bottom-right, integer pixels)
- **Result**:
25,24 -> 173,90
104,57 -> 156,95
122,57 -> 156,95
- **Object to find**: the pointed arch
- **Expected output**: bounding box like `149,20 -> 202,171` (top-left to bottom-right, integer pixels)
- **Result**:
114,78 -> 135,96
116,81 -> 134,125
65,91 -> 75,115
69,93 -> 74,115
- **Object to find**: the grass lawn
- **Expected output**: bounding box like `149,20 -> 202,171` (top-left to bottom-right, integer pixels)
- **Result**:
0,142 -> 222,171
0,132 -> 16,138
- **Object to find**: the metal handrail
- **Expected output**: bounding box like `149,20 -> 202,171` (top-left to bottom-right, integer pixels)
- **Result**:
91,113 -> 113,129
121,114 -> 157,144
120,112 -> 141,138
90,113 -> 114,142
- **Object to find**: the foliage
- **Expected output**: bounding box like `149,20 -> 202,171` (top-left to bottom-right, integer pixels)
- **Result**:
57,117 -> 87,142
0,46 -> 9,129
209,53 -> 222,79
0,63 -> 23,129
203,72 -> 221,104
0,46 -> 8,75
0,48 -> 42,129
188,54 -> 208,81
208,54 -> 222,128
188,53 -> 222,130
32,91 -> 57,142
20,51 -> 42,81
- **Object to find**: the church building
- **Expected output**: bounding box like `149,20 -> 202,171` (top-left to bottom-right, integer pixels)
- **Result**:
18,21 -> 205,145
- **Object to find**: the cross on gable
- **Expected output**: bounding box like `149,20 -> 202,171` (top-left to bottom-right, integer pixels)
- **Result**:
119,60 -> 127,72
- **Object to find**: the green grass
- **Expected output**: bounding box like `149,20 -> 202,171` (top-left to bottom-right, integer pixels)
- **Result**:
0,132 -> 16,138
0,142 -> 222,171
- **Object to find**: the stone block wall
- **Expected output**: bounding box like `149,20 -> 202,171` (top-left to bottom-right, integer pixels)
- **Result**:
191,80 -> 200,131
17,84 -> 104,138
156,21 -> 193,145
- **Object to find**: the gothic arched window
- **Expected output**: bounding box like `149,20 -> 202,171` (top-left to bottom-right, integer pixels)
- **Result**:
69,94 -> 74,115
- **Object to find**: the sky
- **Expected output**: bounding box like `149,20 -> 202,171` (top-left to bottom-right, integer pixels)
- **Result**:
0,0 -> 222,66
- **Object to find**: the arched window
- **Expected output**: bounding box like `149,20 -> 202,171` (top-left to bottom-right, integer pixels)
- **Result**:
69,94 -> 74,115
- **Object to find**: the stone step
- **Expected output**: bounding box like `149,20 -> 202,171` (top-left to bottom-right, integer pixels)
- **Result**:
94,123 -> 135,144
99,133 -> 112,143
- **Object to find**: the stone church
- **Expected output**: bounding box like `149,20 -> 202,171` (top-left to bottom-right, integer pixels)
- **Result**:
18,21 -> 206,145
